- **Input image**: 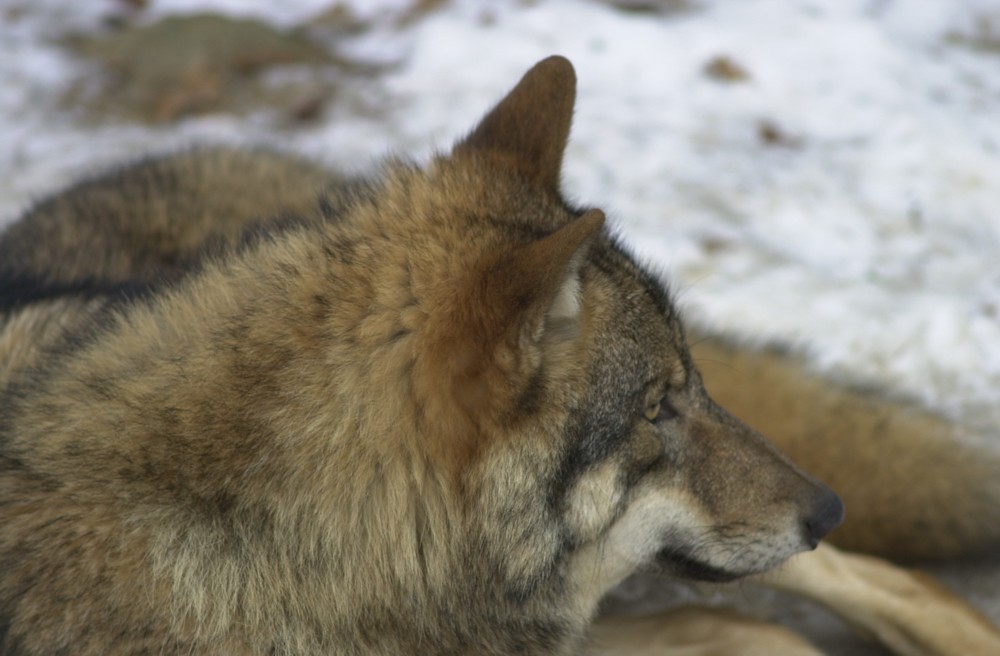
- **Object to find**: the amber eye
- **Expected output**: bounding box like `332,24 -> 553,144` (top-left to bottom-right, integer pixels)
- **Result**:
645,397 -> 678,424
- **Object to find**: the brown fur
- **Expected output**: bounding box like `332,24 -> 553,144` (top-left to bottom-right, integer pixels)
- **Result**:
0,148 -> 339,287
0,55 -> 990,655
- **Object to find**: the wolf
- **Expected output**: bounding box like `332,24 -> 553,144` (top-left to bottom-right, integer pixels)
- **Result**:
0,56 -> 998,655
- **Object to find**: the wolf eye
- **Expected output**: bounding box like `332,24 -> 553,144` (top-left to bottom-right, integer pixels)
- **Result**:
645,397 -> 678,424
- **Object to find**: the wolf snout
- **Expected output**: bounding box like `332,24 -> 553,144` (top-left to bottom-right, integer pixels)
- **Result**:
803,488 -> 845,548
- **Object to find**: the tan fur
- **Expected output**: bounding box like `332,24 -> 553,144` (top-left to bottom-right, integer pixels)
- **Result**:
587,543 -> 1000,656
0,299 -> 105,384
753,543 -> 1000,656
0,56 -> 996,656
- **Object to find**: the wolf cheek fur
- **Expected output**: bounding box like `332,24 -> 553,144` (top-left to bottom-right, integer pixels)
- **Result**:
0,56 -> 841,654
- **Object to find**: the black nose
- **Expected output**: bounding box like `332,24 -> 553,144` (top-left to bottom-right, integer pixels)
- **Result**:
804,489 -> 845,547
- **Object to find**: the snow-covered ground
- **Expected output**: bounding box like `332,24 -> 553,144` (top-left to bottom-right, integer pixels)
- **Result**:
3,0 -> 1000,652
5,0 -> 1000,425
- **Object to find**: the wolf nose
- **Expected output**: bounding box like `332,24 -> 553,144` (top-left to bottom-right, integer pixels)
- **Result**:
804,489 -> 845,548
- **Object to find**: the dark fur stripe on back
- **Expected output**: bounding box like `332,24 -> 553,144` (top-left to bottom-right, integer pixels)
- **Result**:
0,275 -> 153,315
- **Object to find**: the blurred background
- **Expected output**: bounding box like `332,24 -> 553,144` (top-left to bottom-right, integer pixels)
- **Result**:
2,1 -> 999,653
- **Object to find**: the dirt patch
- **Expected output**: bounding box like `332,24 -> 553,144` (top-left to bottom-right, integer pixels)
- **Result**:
64,13 -> 361,125
703,55 -> 750,83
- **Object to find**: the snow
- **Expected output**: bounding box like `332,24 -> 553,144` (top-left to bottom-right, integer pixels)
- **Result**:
2,0 -> 1000,649
7,0 -> 998,425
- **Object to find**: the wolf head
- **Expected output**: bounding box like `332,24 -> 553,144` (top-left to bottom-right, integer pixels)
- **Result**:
0,56 -> 844,655
322,56 -> 844,611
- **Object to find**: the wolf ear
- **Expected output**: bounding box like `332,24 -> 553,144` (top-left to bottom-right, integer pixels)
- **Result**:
419,210 -> 604,470
454,55 -> 576,195
488,209 -> 605,348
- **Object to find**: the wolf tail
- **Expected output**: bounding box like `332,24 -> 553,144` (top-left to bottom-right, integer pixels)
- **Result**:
692,334 -> 1000,563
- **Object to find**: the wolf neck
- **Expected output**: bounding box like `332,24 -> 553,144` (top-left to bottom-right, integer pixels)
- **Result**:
7,170 -> 593,652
